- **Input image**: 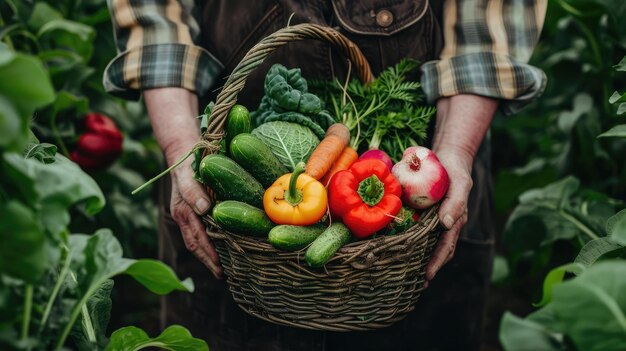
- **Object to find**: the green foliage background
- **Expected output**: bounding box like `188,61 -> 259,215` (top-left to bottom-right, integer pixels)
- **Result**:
2,0 -> 626,350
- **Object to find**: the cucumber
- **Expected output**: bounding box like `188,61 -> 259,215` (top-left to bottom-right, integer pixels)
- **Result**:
268,225 -> 325,251
225,104 -> 251,154
199,154 -> 264,208
212,201 -> 274,237
230,133 -> 288,187
304,223 -> 351,267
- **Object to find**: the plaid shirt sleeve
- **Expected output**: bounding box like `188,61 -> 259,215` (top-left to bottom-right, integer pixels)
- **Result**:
104,0 -> 223,100
420,0 -> 548,115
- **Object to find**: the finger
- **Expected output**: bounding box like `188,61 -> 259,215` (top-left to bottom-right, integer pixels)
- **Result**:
442,211 -> 468,265
438,173 -> 472,229
425,219 -> 463,281
171,192 -> 223,278
189,213 -> 223,279
176,167 -> 212,216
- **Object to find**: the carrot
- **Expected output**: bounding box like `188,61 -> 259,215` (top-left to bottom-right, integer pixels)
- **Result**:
305,123 -> 351,180
321,146 -> 358,186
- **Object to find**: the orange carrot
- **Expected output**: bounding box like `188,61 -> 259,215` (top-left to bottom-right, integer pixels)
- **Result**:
321,146 -> 358,186
305,124 -> 351,180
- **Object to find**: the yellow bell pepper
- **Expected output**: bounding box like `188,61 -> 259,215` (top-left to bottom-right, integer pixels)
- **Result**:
264,162 -> 327,226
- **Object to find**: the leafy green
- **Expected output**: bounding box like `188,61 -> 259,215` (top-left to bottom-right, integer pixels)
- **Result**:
0,201 -> 46,283
106,325 -> 208,351
252,64 -> 333,137
2,152 -> 105,235
71,279 -> 113,350
575,238 -> 626,266
310,58 -> 435,161
499,312 -> 565,351
534,262 -> 585,307
252,121 -> 319,171
549,261 -> 626,351
598,124 -> 626,138
503,177 -> 617,252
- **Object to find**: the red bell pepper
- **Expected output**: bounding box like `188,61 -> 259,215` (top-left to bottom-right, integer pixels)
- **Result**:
70,113 -> 123,171
328,158 -> 403,238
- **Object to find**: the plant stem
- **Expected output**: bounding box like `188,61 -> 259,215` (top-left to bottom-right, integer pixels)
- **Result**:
37,247 -> 72,339
21,285 -> 33,342
559,210 -> 600,241
132,149 -> 194,195
50,113 -> 71,158
285,162 -> 305,205
70,271 -> 97,344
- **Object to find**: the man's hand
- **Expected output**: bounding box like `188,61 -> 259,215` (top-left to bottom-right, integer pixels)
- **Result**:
425,94 -> 498,283
144,88 -> 222,279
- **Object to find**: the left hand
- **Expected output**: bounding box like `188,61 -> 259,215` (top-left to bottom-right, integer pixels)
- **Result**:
425,95 -> 498,283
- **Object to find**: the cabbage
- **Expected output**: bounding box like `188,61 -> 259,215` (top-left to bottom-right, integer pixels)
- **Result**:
252,121 -> 319,171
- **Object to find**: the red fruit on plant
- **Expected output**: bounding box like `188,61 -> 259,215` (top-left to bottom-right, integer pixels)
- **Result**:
84,113 -> 122,139
71,113 -> 123,171
391,146 -> 449,209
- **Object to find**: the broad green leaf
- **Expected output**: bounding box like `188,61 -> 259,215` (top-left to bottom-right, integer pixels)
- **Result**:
0,48 -> 55,151
607,209 -> 626,245
24,143 -> 57,164
124,260 -> 194,295
575,237 -> 626,266
71,279 -> 113,350
69,230 -> 193,298
37,19 -> 95,61
252,121 -> 319,171
618,103 -> 626,115
2,152 -> 105,235
0,201 -> 46,283
106,325 -> 208,351
551,261 -> 626,351
57,230 -> 193,349
534,263 -> 585,307
499,312 -> 564,351
598,125 -> 626,138
27,2 -> 63,31
503,177 -> 604,251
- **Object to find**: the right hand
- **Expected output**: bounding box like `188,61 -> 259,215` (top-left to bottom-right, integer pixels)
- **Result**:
144,88 -> 223,279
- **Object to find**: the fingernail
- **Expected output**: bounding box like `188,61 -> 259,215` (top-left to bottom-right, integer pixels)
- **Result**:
443,214 -> 454,229
195,198 -> 210,214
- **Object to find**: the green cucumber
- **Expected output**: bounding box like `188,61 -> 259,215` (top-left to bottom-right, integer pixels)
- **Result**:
268,225 -> 326,251
230,133 -> 288,187
225,104 -> 251,154
304,223 -> 351,267
212,201 -> 274,237
199,154 -> 264,208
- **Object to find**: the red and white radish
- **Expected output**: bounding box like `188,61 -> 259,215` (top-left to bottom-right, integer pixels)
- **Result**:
392,146 -> 449,209
359,149 -> 393,170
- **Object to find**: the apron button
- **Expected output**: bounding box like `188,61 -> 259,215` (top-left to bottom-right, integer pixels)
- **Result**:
376,9 -> 394,28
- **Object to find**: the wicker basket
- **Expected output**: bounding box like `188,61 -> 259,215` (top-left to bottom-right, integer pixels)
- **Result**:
201,23 -> 442,332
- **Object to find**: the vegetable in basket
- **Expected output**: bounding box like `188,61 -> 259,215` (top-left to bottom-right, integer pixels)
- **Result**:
328,158 -> 402,238
264,162 -> 327,226
252,64 -> 335,139
199,154 -> 265,208
392,146 -> 450,209
224,104 -> 251,154
252,121 -> 319,171
212,201 -> 275,236
304,223 -> 351,267
305,123 -> 351,180
268,225 -> 326,251
230,133 -> 288,188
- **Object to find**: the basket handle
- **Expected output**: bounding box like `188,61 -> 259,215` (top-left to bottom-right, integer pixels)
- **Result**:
202,23 -> 374,142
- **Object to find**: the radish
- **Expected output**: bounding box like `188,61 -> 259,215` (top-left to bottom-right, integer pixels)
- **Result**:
359,149 -> 393,170
392,146 -> 450,209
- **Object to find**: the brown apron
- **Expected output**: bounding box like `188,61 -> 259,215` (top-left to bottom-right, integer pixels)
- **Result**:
159,1 -> 495,350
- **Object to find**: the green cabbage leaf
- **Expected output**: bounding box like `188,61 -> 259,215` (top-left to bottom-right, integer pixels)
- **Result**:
252,121 -> 319,171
